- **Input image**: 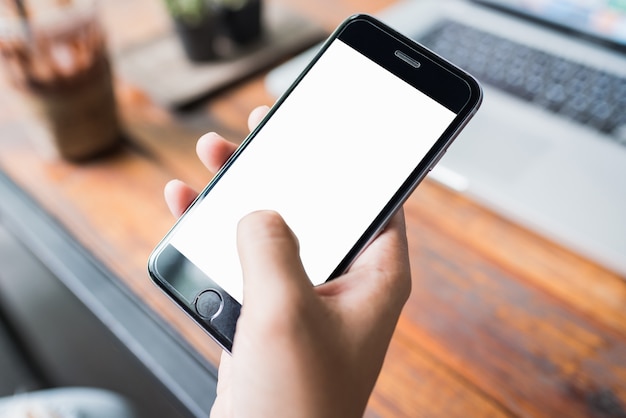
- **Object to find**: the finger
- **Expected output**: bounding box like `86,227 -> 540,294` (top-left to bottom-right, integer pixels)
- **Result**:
237,211 -> 312,307
312,210 -> 411,361
247,105 -> 270,132
215,351 -> 232,396
164,179 -> 198,218
351,209 -> 410,275
210,352 -> 233,417
196,106 -> 269,175
317,210 -> 411,313
196,132 -> 239,174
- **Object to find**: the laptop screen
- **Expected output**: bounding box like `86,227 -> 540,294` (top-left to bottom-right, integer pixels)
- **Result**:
477,0 -> 626,47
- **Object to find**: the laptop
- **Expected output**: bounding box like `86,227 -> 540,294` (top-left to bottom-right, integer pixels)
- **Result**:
265,0 -> 626,278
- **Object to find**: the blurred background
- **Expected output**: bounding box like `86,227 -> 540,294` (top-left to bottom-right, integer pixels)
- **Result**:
0,0 -> 624,417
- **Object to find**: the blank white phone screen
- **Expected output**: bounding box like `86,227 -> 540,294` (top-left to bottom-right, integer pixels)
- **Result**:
171,39 -> 455,303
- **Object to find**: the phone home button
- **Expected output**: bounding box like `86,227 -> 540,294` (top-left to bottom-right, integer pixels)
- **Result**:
195,289 -> 223,320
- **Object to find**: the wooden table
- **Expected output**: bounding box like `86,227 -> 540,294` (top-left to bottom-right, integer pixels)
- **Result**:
0,0 -> 624,416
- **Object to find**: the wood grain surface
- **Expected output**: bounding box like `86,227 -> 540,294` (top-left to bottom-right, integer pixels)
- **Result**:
0,1 -> 624,417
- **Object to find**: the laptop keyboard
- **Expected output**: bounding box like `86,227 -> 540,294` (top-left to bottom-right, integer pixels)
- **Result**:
418,20 -> 626,144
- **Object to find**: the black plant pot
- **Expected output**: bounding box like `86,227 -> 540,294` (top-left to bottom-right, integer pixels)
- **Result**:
221,0 -> 263,45
174,15 -> 219,62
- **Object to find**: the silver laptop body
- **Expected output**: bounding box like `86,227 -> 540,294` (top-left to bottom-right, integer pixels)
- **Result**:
265,0 -> 626,277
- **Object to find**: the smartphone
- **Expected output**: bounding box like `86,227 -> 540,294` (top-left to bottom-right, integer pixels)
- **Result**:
148,14 -> 482,352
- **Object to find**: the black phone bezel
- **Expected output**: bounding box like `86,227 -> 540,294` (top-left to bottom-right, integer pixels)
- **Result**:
148,14 -> 482,353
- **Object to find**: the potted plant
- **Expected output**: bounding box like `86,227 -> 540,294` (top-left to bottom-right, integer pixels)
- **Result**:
217,0 -> 262,46
164,0 -> 220,61
164,0 -> 263,62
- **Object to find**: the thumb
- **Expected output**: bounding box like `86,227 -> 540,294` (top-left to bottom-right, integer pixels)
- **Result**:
236,211 -> 312,307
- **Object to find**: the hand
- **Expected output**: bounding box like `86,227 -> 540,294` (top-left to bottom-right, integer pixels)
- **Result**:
164,105 -> 412,418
